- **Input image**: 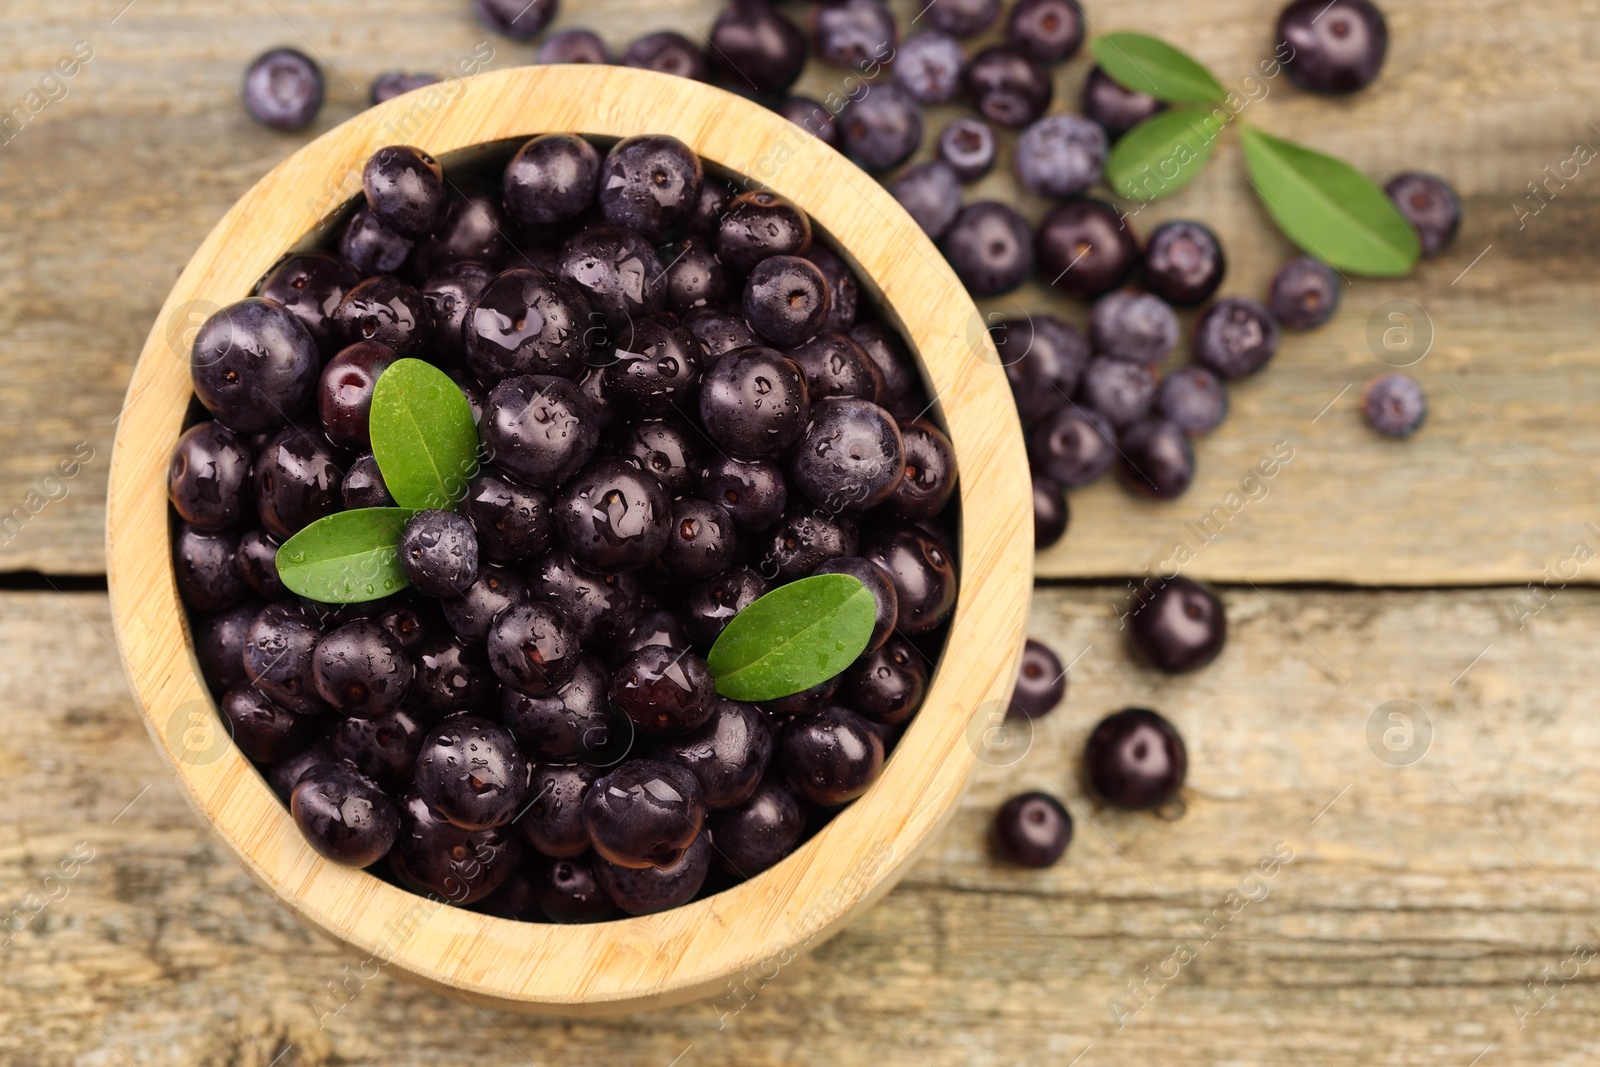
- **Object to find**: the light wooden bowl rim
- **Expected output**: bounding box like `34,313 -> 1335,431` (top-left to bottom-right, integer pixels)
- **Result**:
105,64 -> 1033,1014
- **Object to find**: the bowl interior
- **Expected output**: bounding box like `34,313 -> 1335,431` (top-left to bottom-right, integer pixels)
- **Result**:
107,64 -> 1032,1013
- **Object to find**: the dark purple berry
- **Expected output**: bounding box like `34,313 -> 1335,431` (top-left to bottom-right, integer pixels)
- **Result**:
585,758 -> 705,868
611,645 -> 715,737
258,252 -> 361,355
661,235 -> 731,315
390,788 -> 522,904
557,226 -> 666,331
440,564 -> 524,643
994,791 -> 1071,867
414,716 -> 530,830
1154,367 -> 1227,436
810,0 -> 897,70
1079,356 -> 1156,428
1193,297 -> 1280,380
518,763 -> 599,857
759,507 -> 859,582
709,0 -> 808,94
1278,0 -> 1387,94
998,314 -> 1089,420
1143,221 -> 1225,306
1386,172 -> 1460,257
1008,0 -> 1086,64
480,374 -> 599,489
777,706 -> 885,806
318,340 -> 395,450
423,260 -> 495,363
410,632 -> 496,719
220,684 -> 307,763
839,82 -> 924,173
1090,290 -> 1178,365
622,32 -> 709,81
843,636 -> 926,725
776,96 -> 840,146
338,208 -> 413,277
595,832 -> 712,915
1015,115 -> 1105,198
334,706 -> 427,786
814,556 -> 898,652
464,268 -> 594,385
682,565 -> 770,646
1268,256 -> 1341,329
663,497 -> 740,580
787,332 -> 884,404
717,190 -> 812,272
1118,418 -> 1195,499
190,298 -> 319,434
937,117 -> 997,182
611,418 -> 704,496
400,510 -> 479,598
1036,198 -> 1139,298
699,346 -> 810,458
1362,373 -> 1426,438
941,201 -> 1034,296
790,397 -> 904,513
700,455 -> 789,532
862,524 -> 956,634
1082,66 -> 1164,139
474,0 -> 555,37
462,470 -> 554,564
527,549 -> 642,646
963,46 -> 1052,127
615,611 -> 692,663
555,457 -> 671,570
372,598 -> 436,654
242,48 -> 323,131
341,453 -> 395,509
745,255 -> 832,348
538,29 -> 613,64
806,246 -> 859,333
685,307 -> 761,362
890,161 -> 963,240
196,600 -> 261,691
244,603 -> 326,715
169,422 -> 253,530
1032,474 -> 1069,549
1130,576 -> 1225,672
1084,708 -> 1187,809
501,656 -> 616,763
894,31 -> 966,105
504,134 -> 602,227
926,0 -> 998,35
1028,404 -> 1116,486
362,145 -> 447,238
536,854 -> 616,922
291,763 -> 397,867
313,618 -> 412,717
707,779 -> 806,878
889,420 -> 956,521
1009,638 -> 1064,718
487,602 -> 582,698
332,274 -> 433,356
252,426 -> 343,539
599,135 -> 704,242
652,698 -> 772,810
370,71 -> 439,104
268,739 -> 335,799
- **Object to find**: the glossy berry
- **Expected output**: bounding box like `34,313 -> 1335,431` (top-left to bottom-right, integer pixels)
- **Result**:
941,201 -> 1034,296
190,298 -> 319,434
1028,405 -> 1116,486
994,792 -> 1072,867
169,422 -> 253,530
1080,356 -> 1157,428
614,611 -> 692,663
1090,291 -> 1178,365
1009,638 -> 1065,718
1008,0 -> 1085,63
759,508 -> 860,582
595,832 -> 712,915
464,268 -> 593,385
291,763 -> 397,867
536,855 -> 617,922
998,314 -> 1090,421
537,29 -> 613,65
1119,418 -> 1195,499
480,374 -> 599,489
938,118 -> 997,182
518,763 -> 599,857
422,260 -> 493,366
778,706 -> 885,806
700,455 -> 789,532
244,604 -> 325,714
220,685 -> 308,763
611,645 -> 716,737
585,758 -> 705,869
963,47 -> 1052,128
682,565 -> 770,646
1386,172 -> 1460,257
370,71 -> 439,104
338,208 -> 414,277
839,83 -> 924,173
889,421 -> 956,521
1143,221 -> 1226,306
1155,366 -> 1228,436
707,779 -> 806,878
173,525 -> 245,612
807,246 -> 860,335
400,510 -> 479,598
605,319 -> 704,418
894,31 -> 966,105
685,308 -> 760,362
661,235 -> 731,315
557,226 -> 666,330
390,788 -> 522,904
362,145 -> 447,238
664,498 -> 740,580
815,555 -> 899,652
699,346 -> 810,458
1193,298 -> 1280,380
890,161 -> 963,241
372,599 -> 435,655
1032,475 -> 1069,549
744,256 -> 832,348
850,323 -> 918,412
612,418 -> 704,496
501,654 -> 614,763
268,740 -> 335,798
690,176 -> 735,235
440,564 -> 524,643
1130,576 -> 1226,673
503,134 -> 602,226
332,274 -> 433,356
787,333 -> 884,404
810,0 -> 897,70
862,524 -> 956,634
474,0 -> 555,38
777,96 -> 839,146
258,252 -> 361,355
410,633 -> 497,719
652,698 -> 773,810
555,457 -> 671,570
333,707 -> 427,786
197,601 -> 261,691
313,618 -> 412,718
717,191 -> 812,272
843,636 -> 927,725
253,426 -> 343,539
1362,373 -> 1427,438
791,397 -> 905,513
1278,0 -> 1388,94
341,453 -> 395,509
1268,257 -> 1341,329
1082,66 -> 1163,139
1084,708 -> 1187,809
242,48 -> 323,131
462,470 -> 554,564
1036,199 -> 1140,298
487,602 -> 582,698
527,550 -> 642,647
709,0 -> 808,94
927,0 -> 998,35
318,340 -> 395,450
414,716 -> 530,830
599,136 -> 704,242
622,32 -> 710,82
1015,115 -> 1106,198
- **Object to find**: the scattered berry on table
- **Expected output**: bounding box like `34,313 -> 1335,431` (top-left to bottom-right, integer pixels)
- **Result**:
1362,373 -> 1426,437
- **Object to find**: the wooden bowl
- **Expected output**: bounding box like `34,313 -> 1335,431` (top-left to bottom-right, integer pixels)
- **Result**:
105,64 -> 1032,1014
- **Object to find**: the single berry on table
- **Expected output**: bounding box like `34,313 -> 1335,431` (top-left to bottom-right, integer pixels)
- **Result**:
242,48 -> 323,131
1089,290 -> 1179,365
925,0 -> 999,36
839,82 -> 925,173
998,314 -> 1090,421
1009,639 -> 1065,719
1143,221 -> 1225,306
1362,373 -> 1426,437
1154,367 -> 1228,436
1385,172 -> 1461,256
622,32 -> 710,81
1118,418 -> 1195,499
1277,0 -> 1388,94
1079,356 -> 1157,428
890,161 -> 963,241
1082,66 -> 1164,139
810,0 -> 898,71
1036,199 -> 1140,298
1193,297 -> 1280,380
1130,576 -> 1226,672
1015,115 -> 1106,198
473,0 -> 556,39
994,792 -> 1072,867
1028,404 -> 1117,486
1032,475 -> 1069,549
937,118 -> 998,182
1008,0 -> 1086,64
370,71 -> 439,105
941,201 -> 1035,297
963,46 -> 1052,127
708,0 -> 808,95
1268,257 -> 1341,329
1084,708 -> 1187,810
894,31 -> 967,105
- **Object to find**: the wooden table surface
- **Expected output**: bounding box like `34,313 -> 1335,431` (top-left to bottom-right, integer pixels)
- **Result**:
4,0 -> 1599,1063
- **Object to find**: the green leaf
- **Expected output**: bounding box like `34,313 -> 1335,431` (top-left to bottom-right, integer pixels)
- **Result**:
707,574 -> 877,702
369,358 -> 480,510
1239,125 -> 1420,277
1105,108 -> 1221,202
275,507 -> 417,604
1090,32 -> 1227,105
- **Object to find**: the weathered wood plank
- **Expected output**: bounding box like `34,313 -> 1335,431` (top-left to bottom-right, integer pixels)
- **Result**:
1,0 -> 1598,583
4,587 -> 1599,1064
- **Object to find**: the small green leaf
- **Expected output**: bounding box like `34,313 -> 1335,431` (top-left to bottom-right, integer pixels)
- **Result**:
1239,125 -> 1420,277
1091,32 -> 1227,105
275,507 -> 417,604
369,358 -> 480,510
1106,108 -> 1221,202
707,574 -> 877,702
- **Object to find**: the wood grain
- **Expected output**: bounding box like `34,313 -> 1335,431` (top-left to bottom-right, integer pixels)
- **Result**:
103,62 -> 1032,1012
1,0 -> 1599,583
7,587 -> 1600,1065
